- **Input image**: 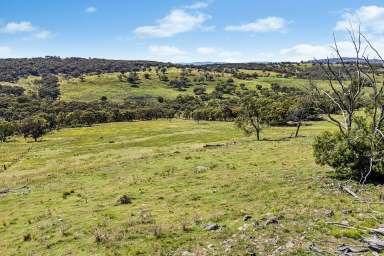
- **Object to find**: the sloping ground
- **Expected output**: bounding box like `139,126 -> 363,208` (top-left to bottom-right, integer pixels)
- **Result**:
15,67 -> 334,102
0,120 -> 383,255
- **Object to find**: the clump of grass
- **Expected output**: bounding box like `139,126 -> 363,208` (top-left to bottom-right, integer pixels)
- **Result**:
151,225 -> 163,239
139,209 -> 154,224
94,228 -> 110,244
331,228 -> 363,239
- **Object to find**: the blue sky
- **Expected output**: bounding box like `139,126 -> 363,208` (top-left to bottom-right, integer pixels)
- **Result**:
0,0 -> 383,62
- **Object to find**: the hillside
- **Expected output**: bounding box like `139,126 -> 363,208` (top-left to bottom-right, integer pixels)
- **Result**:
2,120 -> 383,255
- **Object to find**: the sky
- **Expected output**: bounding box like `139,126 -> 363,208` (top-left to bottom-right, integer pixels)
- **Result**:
1,0 -> 384,62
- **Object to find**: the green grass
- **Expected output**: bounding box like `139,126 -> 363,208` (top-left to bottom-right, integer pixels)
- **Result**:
14,67 -> 335,103
1,119 -> 383,255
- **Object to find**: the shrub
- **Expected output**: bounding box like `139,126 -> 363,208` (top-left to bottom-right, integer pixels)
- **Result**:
0,120 -> 16,142
313,118 -> 384,180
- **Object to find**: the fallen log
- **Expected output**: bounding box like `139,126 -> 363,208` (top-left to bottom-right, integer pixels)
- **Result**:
203,143 -> 225,148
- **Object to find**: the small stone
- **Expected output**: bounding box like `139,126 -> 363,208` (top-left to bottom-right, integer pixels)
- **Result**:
264,216 -> 279,225
243,215 -> 252,221
324,209 -> 334,217
181,251 -> 194,256
238,224 -> 249,231
195,166 -> 209,173
204,223 -> 220,231
341,220 -> 349,226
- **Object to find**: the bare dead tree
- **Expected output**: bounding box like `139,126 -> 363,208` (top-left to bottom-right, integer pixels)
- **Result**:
311,26 -> 384,183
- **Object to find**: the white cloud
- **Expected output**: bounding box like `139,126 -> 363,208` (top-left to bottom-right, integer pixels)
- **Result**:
280,44 -> 331,61
0,46 -> 12,57
1,21 -> 34,33
0,21 -> 53,40
85,6 -> 97,13
134,9 -> 210,37
335,5 -> 384,34
278,41 -> 366,61
196,47 -> 217,55
33,30 -> 53,39
225,16 -> 287,32
186,2 -> 209,10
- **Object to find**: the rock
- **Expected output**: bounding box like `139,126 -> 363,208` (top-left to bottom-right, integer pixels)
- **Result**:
195,166 -> 209,173
204,223 -> 220,231
0,187 -> 10,194
340,220 -> 349,226
181,251 -> 195,256
264,216 -> 279,225
342,209 -> 352,215
324,209 -> 334,217
243,215 -> 252,221
336,245 -> 369,254
363,236 -> 384,252
117,195 -> 131,205
238,224 -> 249,231
285,241 -> 295,249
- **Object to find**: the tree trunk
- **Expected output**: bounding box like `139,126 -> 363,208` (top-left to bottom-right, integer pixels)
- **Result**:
256,128 -> 260,141
34,137 -> 37,142
295,122 -> 301,138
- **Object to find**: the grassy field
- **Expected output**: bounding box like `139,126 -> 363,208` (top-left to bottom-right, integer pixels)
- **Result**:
16,67 -> 331,102
1,119 -> 384,255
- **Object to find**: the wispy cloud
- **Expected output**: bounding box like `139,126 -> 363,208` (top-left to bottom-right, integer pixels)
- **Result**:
185,1 -> 209,10
85,6 -> 97,13
335,5 -> 384,34
225,16 -> 288,32
33,30 -> 53,39
1,21 -> 53,40
280,44 -> 332,61
1,21 -> 34,33
134,9 -> 210,37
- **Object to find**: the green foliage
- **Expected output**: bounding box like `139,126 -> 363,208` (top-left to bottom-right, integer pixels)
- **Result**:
19,117 -> 49,142
236,95 -> 274,140
0,120 -> 16,142
127,72 -> 140,87
313,118 -> 384,179
37,74 -> 60,100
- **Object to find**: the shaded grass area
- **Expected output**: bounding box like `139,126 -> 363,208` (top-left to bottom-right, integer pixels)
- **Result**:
0,120 -> 383,255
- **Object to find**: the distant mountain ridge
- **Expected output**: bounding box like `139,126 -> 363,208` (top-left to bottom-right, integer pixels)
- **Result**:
307,57 -> 383,64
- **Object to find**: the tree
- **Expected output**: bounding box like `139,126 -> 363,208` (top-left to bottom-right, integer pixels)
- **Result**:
236,95 -> 274,141
144,73 -> 151,79
100,96 -> 108,102
0,120 -> 16,142
312,28 -> 384,182
127,72 -> 140,87
287,95 -> 316,137
193,85 -> 207,96
20,117 -> 49,142
37,74 -> 60,100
